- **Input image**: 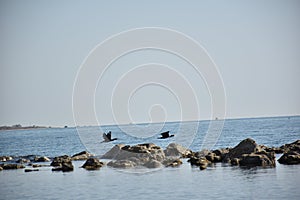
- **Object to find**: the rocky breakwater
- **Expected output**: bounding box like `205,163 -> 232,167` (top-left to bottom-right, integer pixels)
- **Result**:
278,140 -> 300,165
188,138 -> 276,170
102,143 -> 185,169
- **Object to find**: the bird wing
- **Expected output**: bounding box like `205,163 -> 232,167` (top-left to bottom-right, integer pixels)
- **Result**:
103,133 -> 110,142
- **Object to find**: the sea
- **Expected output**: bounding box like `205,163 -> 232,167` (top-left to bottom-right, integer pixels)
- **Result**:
0,116 -> 300,200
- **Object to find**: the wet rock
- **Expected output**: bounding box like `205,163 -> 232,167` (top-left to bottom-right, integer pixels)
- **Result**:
28,164 -> 49,168
163,158 -> 183,167
52,162 -> 74,172
0,156 -> 13,162
212,148 -> 230,160
205,152 -> 222,163
0,166 -> 3,171
50,155 -> 71,167
24,168 -> 39,172
164,143 -> 191,158
72,151 -> 94,160
239,152 -> 276,167
82,158 -> 104,170
188,156 -> 210,170
34,156 -> 50,162
279,140 -> 300,153
278,151 -> 300,165
107,160 -> 136,168
1,164 -> 25,170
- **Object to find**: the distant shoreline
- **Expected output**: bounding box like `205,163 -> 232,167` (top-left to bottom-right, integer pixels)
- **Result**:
0,125 -> 49,131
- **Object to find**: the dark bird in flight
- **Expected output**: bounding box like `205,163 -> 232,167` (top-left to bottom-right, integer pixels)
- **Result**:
102,131 -> 117,142
158,131 -> 174,139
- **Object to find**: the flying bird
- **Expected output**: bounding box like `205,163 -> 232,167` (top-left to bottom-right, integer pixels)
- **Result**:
158,131 -> 174,139
102,131 -> 117,142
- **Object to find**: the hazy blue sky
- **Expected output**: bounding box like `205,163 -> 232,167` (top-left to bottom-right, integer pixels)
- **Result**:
1,0 -> 299,126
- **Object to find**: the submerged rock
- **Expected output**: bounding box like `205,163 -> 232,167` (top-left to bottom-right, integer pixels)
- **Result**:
72,151 -> 94,160
82,158 -> 104,170
24,168 -> 39,172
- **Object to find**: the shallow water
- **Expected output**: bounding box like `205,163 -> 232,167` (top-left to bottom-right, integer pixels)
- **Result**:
0,116 -> 300,199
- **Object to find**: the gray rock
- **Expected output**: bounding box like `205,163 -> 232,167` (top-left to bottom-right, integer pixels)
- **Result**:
163,158 -> 183,167
143,160 -> 162,168
107,160 -> 136,168
164,143 -> 191,157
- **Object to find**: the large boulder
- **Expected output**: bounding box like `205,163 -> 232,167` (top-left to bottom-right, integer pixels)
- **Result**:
82,158 -> 104,170
50,155 -> 72,167
72,151 -> 94,160
223,138 -> 275,167
164,143 -> 191,157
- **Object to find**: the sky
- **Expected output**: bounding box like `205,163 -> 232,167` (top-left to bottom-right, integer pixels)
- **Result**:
0,0 -> 300,127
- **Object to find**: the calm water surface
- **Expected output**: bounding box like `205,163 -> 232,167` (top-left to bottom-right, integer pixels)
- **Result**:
0,116 -> 300,199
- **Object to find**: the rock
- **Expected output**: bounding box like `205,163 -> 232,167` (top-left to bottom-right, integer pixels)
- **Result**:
0,166 -> 2,171
279,140 -> 300,153
1,164 -> 25,170
52,162 -> 74,172
102,143 -> 165,168
188,156 -> 210,170
163,158 -> 183,167
144,160 -> 162,168
223,138 -> 261,162
107,160 -> 136,168
278,151 -> 300,165
205,152 -> 222,163
101,144 -> 126,159
212,148 -> 230,160
0,156 -> 13,162
72,151 -> 94,160
24,168 -> 39,172
223,138 -> 275,167
16,158 -> 31,164
239,152 -> 276,167
82,158 -> 104,170
50,155 -> 71,167
61,162 -> 74,172
34,156 -> 51,162
164,143 -> 191,158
